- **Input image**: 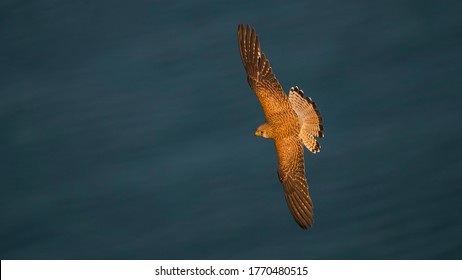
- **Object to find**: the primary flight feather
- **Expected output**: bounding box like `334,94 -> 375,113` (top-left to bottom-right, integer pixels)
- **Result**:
237,24 -> 324,229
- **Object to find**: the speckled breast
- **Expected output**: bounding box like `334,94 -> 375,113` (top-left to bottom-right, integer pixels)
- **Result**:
267,110 -> 301,139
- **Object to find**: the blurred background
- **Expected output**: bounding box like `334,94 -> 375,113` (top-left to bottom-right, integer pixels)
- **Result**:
1,0 -> 462,259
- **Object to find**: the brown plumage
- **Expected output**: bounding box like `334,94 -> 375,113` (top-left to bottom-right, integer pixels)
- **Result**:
237,24 -> 324,229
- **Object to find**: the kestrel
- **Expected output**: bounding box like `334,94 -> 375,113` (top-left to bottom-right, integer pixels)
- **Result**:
237,24 -> 324,229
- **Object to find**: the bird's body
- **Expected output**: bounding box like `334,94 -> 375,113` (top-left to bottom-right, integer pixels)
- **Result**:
256,111 -> 299,139
237,24 -> 324,229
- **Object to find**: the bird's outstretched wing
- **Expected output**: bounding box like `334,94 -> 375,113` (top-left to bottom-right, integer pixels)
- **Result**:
275,136 -> 314,229
237,24 -> 293,117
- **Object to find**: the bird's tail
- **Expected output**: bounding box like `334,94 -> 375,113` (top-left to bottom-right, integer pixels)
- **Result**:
288,86 -> 324,153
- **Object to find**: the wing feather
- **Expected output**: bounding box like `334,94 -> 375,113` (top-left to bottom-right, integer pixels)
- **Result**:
275,137 -> 314,229
238,24 -> 293,117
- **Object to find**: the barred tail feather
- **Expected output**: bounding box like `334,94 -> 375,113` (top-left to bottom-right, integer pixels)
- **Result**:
288,86 -> 324,154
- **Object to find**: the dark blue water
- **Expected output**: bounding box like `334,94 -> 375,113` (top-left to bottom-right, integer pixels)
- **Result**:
1,0 -> 462,259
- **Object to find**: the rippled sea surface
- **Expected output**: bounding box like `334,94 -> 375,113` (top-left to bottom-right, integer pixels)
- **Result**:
1,0 -> 462,259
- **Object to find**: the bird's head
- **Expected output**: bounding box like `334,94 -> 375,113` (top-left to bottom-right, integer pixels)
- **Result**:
255,123 -> 271,138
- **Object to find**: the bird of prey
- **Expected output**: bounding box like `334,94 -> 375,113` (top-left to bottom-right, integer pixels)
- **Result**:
237,24 -> 324,229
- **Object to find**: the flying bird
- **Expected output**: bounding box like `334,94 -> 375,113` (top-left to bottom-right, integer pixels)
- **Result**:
237,24 -> 324,229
